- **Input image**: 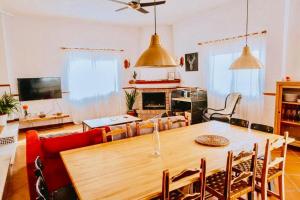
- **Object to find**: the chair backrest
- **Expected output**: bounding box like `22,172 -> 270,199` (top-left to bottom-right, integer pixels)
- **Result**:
36,176 -> 49,200
224,143 -> 258,199
250,123 -> 274,134
162,158 -> 206,200
136,120 -> 164,136
102,124 -> 130,142
165,116 -> 189,130
261,132 -> 288,187
230,118 -> 249,128
223,93 -> 241,116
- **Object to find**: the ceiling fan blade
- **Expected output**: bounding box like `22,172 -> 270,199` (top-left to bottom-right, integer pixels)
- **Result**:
115,7 -> 129,12
140,1 -> 166,7
137,7 -> 149,14
108,0 -> 129,6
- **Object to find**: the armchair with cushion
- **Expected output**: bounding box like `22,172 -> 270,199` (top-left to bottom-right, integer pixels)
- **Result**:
202,92 -> 241,122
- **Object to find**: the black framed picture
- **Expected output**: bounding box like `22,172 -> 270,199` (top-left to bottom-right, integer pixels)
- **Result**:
185,52 -> 198,71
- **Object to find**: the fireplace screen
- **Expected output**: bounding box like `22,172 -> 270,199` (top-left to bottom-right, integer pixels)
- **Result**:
142,92 -> 166,110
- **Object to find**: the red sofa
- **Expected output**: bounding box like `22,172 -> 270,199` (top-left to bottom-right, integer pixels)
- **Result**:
26,128 -> 108,200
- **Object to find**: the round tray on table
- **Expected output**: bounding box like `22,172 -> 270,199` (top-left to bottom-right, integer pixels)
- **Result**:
195,135 -> 230,147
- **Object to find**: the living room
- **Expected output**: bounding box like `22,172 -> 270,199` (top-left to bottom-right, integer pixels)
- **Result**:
0,0 -> 300,199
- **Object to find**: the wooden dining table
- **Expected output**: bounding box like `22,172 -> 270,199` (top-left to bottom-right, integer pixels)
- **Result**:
60,121 -> 294,200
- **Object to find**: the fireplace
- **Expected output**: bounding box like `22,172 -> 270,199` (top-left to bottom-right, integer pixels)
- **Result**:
142,92 -> 166,110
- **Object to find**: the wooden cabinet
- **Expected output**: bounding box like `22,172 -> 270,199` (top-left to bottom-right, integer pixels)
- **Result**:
275,81 -> 300,147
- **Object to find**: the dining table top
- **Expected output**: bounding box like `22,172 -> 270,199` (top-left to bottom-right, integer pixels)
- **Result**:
60,121 -> 294,200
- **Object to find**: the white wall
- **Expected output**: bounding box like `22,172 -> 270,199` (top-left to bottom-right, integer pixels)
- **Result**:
0,15 -> 9,84
2,15 -> 140,124
172,0 -> 292,125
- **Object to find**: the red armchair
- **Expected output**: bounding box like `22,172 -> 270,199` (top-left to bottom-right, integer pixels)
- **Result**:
26,128 -> 108,200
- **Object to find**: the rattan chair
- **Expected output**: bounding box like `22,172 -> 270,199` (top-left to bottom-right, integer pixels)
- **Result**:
234,132 -> 288,200
162,158 -> 206,200
202,93 -> 241,122
206,143 -> 258,200
250,123 -> 274,134
230,118 -> 249,128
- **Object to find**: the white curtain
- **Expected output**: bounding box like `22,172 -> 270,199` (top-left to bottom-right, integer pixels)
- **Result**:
204,36 -> 266,123
64,50 -> 123,123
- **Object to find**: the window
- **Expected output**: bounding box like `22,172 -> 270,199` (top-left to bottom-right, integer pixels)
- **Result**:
67,53 -> 119,101
209,50 -> 264,98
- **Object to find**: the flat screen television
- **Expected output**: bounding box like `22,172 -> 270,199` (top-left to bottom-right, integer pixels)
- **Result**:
18,77 -> 62,101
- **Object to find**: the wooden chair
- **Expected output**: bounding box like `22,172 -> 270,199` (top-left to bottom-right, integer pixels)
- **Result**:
230,118 -> 249,128
206,143 -> 258,200
162,158 -> 206,200
250,123 -> 274,134
234,132 -> 288,200
101,124 -> 130,142
136,119 -> 163,136
165,117 -> 189,130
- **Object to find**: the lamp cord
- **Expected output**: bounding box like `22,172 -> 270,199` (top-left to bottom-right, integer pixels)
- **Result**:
154,0 -> 157,34
246,0 -> 249,46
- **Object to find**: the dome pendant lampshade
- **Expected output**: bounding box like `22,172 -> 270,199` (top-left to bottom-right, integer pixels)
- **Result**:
135,34 -> 177,67
135,1 -> 177,68
230,0 -> 262,70
230,45 -> 262,69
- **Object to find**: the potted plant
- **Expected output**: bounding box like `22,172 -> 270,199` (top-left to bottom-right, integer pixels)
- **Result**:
0,93 -> 19,127
125,89 -> 138,116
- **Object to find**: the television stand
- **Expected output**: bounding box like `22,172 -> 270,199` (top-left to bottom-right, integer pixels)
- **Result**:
19,114 -> 70,129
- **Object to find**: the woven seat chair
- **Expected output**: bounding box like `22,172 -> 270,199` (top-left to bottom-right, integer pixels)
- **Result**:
161,158 -> 206,200
234,132 -> 288,200
101,124 -> 130,142
165,116 -> 189,130
230,118 -> 249,128
206,143 -> 258,200
136,119 -> 163,136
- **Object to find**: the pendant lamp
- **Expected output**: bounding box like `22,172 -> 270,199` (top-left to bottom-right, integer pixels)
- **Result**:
230,0 -> 262,70
135,1 -> 177,67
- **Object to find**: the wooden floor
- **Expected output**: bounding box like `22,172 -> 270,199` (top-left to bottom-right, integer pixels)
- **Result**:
4,124 -> 300,200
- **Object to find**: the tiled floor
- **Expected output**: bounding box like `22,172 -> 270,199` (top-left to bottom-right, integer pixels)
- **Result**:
4,124 -> 300,200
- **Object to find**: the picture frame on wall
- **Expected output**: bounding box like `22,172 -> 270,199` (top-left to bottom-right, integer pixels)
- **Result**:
185,52 -> 198,71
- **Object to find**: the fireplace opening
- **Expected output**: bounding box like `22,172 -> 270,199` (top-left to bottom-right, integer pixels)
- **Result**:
142,92 -> 166,110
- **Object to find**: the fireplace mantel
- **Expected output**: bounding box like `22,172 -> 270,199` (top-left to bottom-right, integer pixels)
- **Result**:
127,79 -> 181,89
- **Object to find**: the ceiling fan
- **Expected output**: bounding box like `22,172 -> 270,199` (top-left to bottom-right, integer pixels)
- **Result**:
109,0 -> 166,14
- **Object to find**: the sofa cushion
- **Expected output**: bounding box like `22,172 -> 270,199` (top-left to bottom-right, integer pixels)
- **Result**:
43,158 -> 71,192
40,128 -> 104,158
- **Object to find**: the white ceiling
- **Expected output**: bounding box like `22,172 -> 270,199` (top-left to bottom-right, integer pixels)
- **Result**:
0,0 -> 233,26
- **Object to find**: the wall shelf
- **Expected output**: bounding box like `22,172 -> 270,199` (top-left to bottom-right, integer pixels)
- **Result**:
281,120 -> 300,126
282,101 -> 300,105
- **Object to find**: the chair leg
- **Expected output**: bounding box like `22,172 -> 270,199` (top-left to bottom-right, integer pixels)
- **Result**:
247,191 -> 254,200
261,181 -> 268,200
278,175 -> 285,200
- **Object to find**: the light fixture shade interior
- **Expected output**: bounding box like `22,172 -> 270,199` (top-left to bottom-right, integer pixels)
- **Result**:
135,34 -> 177,67
230,46 -> 262,70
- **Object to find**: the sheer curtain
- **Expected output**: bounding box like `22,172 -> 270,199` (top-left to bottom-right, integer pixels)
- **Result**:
64,50 -> 123,123
204,36 -> 266,123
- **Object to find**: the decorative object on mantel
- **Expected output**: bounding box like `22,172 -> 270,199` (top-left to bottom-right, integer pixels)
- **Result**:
133,70 -> 138,80
124,59 -> 130,69
285,76 -> 291,82
22,104 -> 29,118
168,72 -> 175,80
230,0 -> 263,70
180,56 -> 184,67
195,135 -> 230,147
135,1 -> 177,67
125,89 -> 138,116
0,93 -> 19,127
185,52 -> 198,71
